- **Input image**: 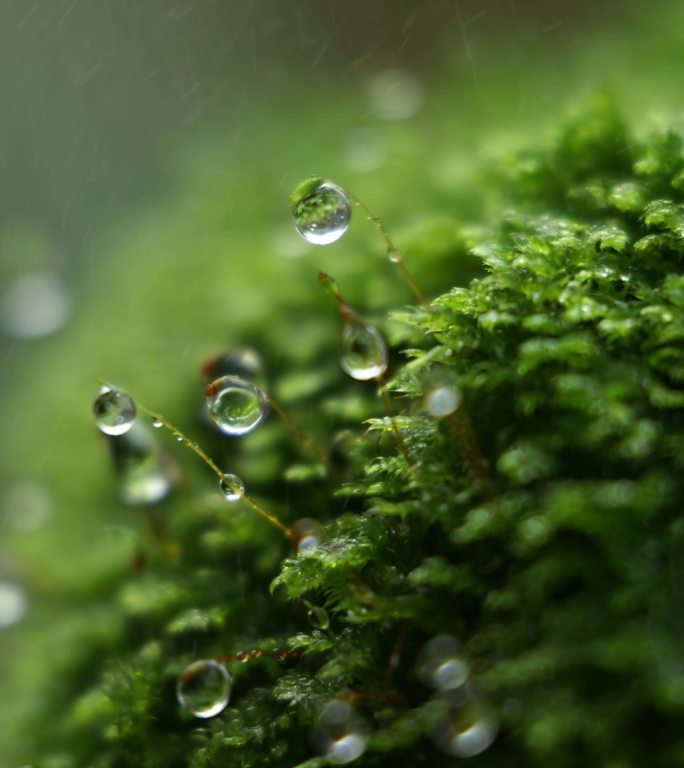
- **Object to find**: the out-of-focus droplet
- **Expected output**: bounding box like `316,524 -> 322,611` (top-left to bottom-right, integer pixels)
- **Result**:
307,606 -> 330,631
219,473 -> 245,502
0,271 -> 71,340
2,479 -> 53,532
0,581 -> 27,629
291,177 -> 351,245
367,68 -> 424,121
313,700 -> 368,764
152,418 -> 164,429
205,375 -> 268,436
433,700 -> 498,758
292,517 -> 324,552
107,420 -> 174,506
344,127 -> 387,173
176,659 -> 232,719
339,322 -> 388,381
93,386 -> 137,436
417,635 -> 469,692
425,384 -> 462,419
201,347 -> 264,383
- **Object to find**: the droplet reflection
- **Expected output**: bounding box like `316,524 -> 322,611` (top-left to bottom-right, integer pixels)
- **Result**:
291,178 -> 351,245
176,659 -> 232,719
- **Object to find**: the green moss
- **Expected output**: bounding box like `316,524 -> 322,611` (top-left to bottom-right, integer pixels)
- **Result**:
4,4 -> 684,767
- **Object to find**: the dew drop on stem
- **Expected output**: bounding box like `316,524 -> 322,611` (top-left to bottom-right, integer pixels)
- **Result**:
291,177 -> 351,245
205,375 -> 268,436
176,659 -> 232,719
93,385 -> 137,436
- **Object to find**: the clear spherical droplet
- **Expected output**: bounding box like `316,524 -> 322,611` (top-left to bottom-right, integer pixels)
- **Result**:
307,606 -> 330,631
219,473 -> 245,502
313,700 -> 368,765
339,322 -> 388,381
433,701 -> 498,758
205,375 -> 268,436
292,517 -> 324,552
93,386 -> 137,436
425,384 -> 462,418
0,581 -> 27,628
176,659 -> 232,719
291,178 -> 351,246
417,635 -> 469,691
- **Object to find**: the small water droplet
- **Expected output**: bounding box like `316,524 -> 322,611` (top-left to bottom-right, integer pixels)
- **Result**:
307,606 -> 330,630
292,517 -> 324,552
176,659 -> 232,719
0,581 -> 27,628
313,700 -> 368,764
205,375 -> 268,436
417,635 -> 469,691
339,321 -> 388,381
433,700 -> 498,758
425,384 -> 461,419
291,178 -> 351,245
93,386 -> 137,436
152,418 -> 164,429
219,473 -> 245,502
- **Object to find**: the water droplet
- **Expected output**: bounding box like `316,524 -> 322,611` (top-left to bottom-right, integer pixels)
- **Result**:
425,384 -> 461,419
205,375 -> 268,436
433,701 -> 498,758
291,178 -> 351,245
93,386 -> 137,436
307,606 -> 330,630
152,418 -> 164,429
219,473 -> 245,502
108,421 -> 174,506
367,68 -> 424,122
0,270 -> 71,340
0,581 -> 27,628
292,517 -> 324,552
313,700 -> 368,764
417,635 -> 469,691
176,659 -> 232,719
339,322 -> 388,381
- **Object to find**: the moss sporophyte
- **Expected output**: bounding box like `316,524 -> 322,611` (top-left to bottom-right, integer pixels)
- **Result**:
74,102 -> 684,768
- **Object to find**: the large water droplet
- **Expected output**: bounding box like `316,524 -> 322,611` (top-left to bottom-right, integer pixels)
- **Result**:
219,473 -> 245,502
176,659 -> 232,719
417,635 -> 469,691
291,178 -> 351,245
339,322 -> 388,381
93,386 -> 137,436
313,700 -> 368,764
0,581 -> 27,628
108,420 -> 174,506
205,375 -> 268,436
433,701 -> 498,758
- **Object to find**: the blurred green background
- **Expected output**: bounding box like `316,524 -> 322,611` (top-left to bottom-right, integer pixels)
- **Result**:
1,0 -> 683,762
